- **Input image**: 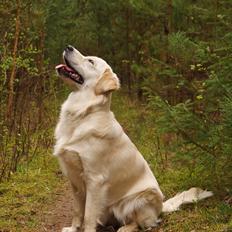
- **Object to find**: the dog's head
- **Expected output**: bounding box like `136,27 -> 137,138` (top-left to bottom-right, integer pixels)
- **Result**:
56,45 -> 120,95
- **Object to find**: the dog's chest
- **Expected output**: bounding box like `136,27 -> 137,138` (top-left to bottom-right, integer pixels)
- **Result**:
55,113 -> 75,140
55,98 -> 82,140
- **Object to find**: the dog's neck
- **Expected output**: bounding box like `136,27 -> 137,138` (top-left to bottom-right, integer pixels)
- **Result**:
61,89 -> 112,120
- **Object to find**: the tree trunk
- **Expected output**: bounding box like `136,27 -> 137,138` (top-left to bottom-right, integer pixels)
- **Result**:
37,28 -> 46,124
6,0 -> 20,122
167,0 -> 173,34
125,5 -> 131,96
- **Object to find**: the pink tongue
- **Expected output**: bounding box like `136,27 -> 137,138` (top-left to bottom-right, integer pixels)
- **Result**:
55,64 -> 74,72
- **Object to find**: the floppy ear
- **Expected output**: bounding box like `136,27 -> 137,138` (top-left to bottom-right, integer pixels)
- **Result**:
95,68 -> 120,95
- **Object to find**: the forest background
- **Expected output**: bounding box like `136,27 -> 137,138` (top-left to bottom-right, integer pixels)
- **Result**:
0,0 -> 231,231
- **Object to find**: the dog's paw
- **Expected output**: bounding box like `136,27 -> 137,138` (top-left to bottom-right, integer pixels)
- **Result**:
62,226 -> 78,232
117,224 -> 138,232
117,228 -> 129,232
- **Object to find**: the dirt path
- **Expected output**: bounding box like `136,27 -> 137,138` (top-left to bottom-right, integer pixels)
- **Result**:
40,182 -> 74,232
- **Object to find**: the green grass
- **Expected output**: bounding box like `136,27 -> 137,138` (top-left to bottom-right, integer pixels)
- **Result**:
0,151 -> 64,232
0,92 -> 231,232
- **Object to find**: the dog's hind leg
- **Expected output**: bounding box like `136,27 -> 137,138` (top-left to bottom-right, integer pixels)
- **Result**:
134,189 -> 163,229
116,204 -> 159,232
114,188 -> 163,232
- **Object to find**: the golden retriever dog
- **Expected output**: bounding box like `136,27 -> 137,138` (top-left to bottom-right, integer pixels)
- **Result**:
54,45 -> 213,232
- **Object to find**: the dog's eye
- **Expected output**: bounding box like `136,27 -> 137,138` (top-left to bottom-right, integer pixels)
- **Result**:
88,59 -> 94,65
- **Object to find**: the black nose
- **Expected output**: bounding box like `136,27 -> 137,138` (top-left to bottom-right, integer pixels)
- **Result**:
65,45 -> 74,52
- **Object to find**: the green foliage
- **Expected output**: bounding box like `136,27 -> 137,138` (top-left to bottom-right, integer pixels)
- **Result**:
146,24 -> 232,194
168,32 -> 197,63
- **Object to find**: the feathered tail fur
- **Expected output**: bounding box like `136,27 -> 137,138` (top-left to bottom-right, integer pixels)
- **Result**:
162,187 -> 213,213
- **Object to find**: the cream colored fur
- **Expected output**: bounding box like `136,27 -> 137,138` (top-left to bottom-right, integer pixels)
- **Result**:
54,47 -> 212,232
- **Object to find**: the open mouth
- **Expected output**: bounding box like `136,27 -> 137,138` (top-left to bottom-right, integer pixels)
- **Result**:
55,59 -> 84,84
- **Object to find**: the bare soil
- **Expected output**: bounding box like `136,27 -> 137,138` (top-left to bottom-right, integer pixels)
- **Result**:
40,182 -> 74,232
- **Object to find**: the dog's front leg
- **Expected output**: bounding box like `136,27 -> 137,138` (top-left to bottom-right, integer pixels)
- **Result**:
83,176 -> 107,232
70,183 -> 85,229
58,150 -> 85,232
61,185 -> 85,232
62,184 -> 85,232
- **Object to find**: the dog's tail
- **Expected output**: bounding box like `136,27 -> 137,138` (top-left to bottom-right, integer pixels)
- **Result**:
162,187 -> 213,213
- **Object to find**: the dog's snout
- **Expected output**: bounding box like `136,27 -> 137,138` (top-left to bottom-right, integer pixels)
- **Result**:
65,45 -> 74,52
